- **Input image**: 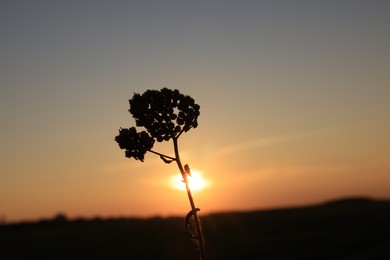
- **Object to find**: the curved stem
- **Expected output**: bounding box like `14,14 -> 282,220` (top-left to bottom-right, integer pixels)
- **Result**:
173,137 -> 206,260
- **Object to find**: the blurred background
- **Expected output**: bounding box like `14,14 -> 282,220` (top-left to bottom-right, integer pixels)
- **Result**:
1,0 -> 389,224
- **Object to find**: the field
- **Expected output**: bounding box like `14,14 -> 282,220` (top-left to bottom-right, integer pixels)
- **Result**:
1,197 -> 389,259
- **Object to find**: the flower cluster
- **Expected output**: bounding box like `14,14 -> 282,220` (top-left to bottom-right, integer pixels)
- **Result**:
115,127 -> 155,161
129,88 -> 200,142
115,88 -> 200,161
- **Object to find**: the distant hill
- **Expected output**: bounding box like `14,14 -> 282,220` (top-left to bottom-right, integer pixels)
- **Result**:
1,197 -> 389,259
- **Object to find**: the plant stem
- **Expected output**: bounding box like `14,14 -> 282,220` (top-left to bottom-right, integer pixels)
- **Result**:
148,150 -> 176,161
173,137 -> 206,260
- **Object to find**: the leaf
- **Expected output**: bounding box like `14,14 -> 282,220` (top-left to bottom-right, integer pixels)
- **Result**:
160,155 -> 174,164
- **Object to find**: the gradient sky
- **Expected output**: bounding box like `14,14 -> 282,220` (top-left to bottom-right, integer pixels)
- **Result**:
1,1 -> 389,223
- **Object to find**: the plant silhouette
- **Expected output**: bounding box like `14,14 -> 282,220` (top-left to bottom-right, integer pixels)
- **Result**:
115,88 -> 206,259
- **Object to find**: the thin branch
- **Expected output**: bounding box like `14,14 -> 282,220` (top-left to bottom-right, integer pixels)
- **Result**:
176,128 -> 186,139
148,150 -> 176,161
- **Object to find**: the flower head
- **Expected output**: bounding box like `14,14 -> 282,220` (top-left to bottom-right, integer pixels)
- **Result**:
115,127 -> 155,161
129,88 -> 200,142
115,88 -> 200,161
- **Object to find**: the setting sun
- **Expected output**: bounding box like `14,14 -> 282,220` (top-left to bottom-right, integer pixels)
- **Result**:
169,170 -> 211,192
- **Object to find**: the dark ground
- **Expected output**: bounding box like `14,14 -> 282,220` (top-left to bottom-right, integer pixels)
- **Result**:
1,197 -> 389,259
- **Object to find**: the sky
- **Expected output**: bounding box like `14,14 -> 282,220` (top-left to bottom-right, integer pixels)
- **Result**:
1,0 -> 389,223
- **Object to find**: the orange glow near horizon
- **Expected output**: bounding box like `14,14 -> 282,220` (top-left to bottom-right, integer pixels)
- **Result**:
169,170 -> 211,192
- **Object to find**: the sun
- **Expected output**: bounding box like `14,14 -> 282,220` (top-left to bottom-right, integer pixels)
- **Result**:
169,170 -> 211,192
